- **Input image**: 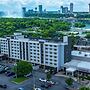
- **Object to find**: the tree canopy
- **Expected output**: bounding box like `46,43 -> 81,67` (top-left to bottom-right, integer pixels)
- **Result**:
65,78 -> 74,86
14,61 -> 33,77
79,87 -> 90,90
74,22 -> 86,28
0,18 -> 70,39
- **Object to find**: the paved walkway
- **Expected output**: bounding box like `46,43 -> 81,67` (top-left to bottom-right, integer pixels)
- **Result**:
55,72 -> 78,81
86,82 -> 90,88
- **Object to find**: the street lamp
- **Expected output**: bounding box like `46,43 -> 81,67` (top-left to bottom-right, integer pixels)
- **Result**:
14,63 -> 17,78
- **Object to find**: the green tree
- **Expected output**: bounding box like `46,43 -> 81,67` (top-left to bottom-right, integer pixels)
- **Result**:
46,71 -> 52,81
65,78 -> 74,86
14,61 -> 33,77
79,87 -> 90,90
74,22 -> 86,28
85,33 -> 90,38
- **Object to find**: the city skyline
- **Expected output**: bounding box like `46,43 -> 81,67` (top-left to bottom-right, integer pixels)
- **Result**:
0,0 -> 90,11
0,0 -> 90,17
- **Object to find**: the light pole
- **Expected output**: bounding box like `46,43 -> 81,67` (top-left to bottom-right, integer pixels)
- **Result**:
33,71 -> 36,90
14,63 -> 17,78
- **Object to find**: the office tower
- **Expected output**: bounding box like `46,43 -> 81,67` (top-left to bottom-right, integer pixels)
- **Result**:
39,5 -> 43,13
22,7 -> 26,17
61,6 -> 68,14
44,9 -> 46,13
89,4 -> 90,13
35,7 -> 37,11
70,3 -> 73,13
64,7 -> 68,14
61,6 -> 63,13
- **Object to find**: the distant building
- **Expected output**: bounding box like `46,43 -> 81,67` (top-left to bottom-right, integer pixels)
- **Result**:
61,6 -> 63,13
89,3 -> 90,13
70,3 -> 73,13
39,5 -> 43,13
35,7 -> 37,13
0,11 -> 5,17
22,7 -> 26,17
61,6 -> 68,14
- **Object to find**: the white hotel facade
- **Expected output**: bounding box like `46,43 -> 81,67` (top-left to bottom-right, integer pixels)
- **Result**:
0,33 -> 71,71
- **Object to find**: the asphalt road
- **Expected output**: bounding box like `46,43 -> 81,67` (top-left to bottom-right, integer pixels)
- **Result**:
0,71 -> 70,90
0,61 -> 80,90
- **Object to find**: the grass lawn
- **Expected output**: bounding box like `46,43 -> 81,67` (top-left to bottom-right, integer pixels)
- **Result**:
12,77 -> 28,84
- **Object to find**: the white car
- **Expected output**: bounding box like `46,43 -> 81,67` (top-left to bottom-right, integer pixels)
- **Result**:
34,88 -> 41,90
18,87 -> 24,90
39,78 -> 47,82
47,81 -> 55,85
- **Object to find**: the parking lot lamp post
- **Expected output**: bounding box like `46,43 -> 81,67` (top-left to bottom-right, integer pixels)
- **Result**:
14,63 -> 17,78
33,71 -> 36,89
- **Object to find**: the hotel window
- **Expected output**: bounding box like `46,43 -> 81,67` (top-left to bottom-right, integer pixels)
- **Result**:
46,58 -> 48,60
54,63 -> 57,65
34,46 -> 36,48
50,59 -> 52,61
54,45 -> 57,47
54,52 -> 57,54
54,60 -> 57,62
50,63 -> 52,64
54,56 -> 57,58
45,45 -> 48,46
37,53 -> 39,55
30,46 -> 32,48
50,55 -> 52,57
50,52 -> 52,54
50,45 -> 52,47
46,62 -> 48,64
54,49 -> 57,51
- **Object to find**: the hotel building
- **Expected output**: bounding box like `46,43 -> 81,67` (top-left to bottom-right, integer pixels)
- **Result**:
0,33 -> 71,71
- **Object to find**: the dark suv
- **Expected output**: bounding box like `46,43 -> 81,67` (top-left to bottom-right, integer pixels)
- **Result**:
0,84 -> 7,89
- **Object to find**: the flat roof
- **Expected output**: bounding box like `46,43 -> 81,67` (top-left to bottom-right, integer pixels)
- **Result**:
72,50 -> 90,58
64,60 -> 90,73
74,45 -> 90,48
66,68 -> 76,72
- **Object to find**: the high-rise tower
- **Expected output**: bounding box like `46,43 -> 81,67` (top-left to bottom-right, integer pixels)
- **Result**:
39,5 -> 43,13
70,3 -> 73,13
89,4 -> 90,13
22,7 -> 26,17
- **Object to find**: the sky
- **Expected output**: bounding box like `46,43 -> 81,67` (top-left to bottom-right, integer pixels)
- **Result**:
0,0 -> 90,17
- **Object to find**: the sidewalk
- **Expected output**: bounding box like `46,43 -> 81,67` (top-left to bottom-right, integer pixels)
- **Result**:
55,72 -> 77,81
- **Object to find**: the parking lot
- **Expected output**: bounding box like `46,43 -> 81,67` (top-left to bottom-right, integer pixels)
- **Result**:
0,70 -> 80,90
0,60 -> 80,90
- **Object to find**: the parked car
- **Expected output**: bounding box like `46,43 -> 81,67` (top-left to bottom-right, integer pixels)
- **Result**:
0,70 -> 6,74
47,81 -> 55,85
7,72 -> 15,77
4,67 -> 10,70
0,84 -> 7,89
41,84 -> 49,89
34,88 -> 41,90
25,73 -> 33,78
5,71 -> 11,75
39,78 -> 47,82
18,87 -> 24,90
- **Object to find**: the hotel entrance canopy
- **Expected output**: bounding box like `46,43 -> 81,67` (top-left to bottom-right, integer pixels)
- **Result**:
64,60 -> 90,73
